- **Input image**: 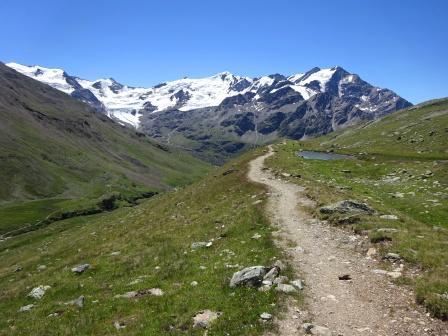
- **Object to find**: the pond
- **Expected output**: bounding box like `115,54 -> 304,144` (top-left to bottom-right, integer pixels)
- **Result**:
296,150 -> 353,160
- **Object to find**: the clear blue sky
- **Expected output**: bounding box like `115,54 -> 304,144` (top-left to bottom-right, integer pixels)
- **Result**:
2,0 -> 447,103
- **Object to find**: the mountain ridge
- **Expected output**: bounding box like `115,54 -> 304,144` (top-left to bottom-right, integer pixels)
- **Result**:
7,62 -> 412,163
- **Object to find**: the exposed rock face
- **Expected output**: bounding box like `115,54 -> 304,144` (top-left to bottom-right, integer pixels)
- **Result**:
140,67 -> 411,163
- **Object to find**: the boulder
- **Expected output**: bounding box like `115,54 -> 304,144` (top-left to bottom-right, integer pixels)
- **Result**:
229,266 -> 266,287
302,323 -> 332,335
320,200 -> 375,215
275,283 -> 297,294
290,279 -> 305,290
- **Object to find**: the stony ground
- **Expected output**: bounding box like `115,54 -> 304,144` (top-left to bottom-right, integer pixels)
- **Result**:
248,147 -> 448,336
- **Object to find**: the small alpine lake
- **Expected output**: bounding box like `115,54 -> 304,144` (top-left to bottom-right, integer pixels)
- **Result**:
296,150 -> 353,160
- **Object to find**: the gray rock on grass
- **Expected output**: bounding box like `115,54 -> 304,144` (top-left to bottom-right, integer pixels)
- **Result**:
230,266 -> 266,287
276,283 -> 297,293
65,295 -> 85,308
28,285 -> 51,300
193,310 -> 222,329
320,200 -> 375,215
18,304 -> 35,312
71,263 -> 90,274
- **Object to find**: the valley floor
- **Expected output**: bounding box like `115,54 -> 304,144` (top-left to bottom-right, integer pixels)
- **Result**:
249,147 -> 447,335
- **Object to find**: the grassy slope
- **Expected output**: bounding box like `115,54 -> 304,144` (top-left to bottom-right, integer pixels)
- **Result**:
0,150 -> 294,336
0,64 -> 210,233
266,98 -> 448,319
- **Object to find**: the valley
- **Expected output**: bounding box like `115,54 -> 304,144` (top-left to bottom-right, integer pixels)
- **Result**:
2,1 -> 447,335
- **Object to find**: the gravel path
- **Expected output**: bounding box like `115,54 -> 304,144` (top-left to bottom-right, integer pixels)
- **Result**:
248,147 -> 447,336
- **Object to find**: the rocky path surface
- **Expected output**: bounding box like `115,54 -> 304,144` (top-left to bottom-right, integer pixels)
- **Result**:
248,147 -> 447,336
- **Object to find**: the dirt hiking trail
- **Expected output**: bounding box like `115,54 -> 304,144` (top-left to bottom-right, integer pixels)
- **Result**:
248,146 -> 447,336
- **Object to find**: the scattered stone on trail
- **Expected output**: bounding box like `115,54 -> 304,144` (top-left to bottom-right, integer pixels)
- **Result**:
192,310 -> 222,329
65,295 -> 85,308
383,253 -> 401,261
110,251 -> 121,256
28,285 -> 51,300
341,169 -> 351,173
18,304 -> 35,312
71,263 -> 90,274
290,279 -> 305,290
190,281 -> 198,287
191,242 -> 212,249
260,312 -> 272,321
366,247 -> 377,257
275,283 -> 297,294
338,274 -> 351,281
302,323 -> 332,336
37,265 -> 47,271
273,275 -> 289,285
319,200 -> 375,215
387,271 -> 402,279
380,214 -> 399,220
281,172 -> 291,178
14,265 -> 23,272
114,321 -> 126,330
252,199 -> 263,205
391,192 -> 404,198
372,269 -> 402,279
229,266 -> 266,287
115,288 -> 164,299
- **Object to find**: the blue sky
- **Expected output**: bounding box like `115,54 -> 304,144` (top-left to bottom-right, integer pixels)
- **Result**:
2,0 -> 447,103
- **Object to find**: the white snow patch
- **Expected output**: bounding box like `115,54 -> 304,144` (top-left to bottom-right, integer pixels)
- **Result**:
298,68 -> 336,92
6,62 -> 74,94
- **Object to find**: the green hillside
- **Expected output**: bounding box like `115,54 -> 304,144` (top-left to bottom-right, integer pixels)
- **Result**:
0,63 -> 210,234
0,150 -> 288,336
266,98 -> 448,319
309,97 -> 448,159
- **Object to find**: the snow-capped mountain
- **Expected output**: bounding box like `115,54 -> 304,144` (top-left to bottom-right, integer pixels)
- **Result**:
7,63 -> 399,128
6,62 -> 411,163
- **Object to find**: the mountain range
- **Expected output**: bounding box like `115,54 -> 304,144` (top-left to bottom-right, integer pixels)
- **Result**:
7,63 -> 412,162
